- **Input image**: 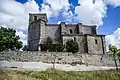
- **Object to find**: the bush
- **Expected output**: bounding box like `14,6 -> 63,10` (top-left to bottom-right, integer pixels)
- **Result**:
55,39 -> 64,52
42,37 -> 53,51
42,37 -> 64,52
66,40 -> 79,53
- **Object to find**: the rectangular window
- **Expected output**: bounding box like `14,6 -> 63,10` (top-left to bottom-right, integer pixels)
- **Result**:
74,37 -> 76,41
95,39 -> 98,44
34,16 -> 37,20
70,29 -> 72,34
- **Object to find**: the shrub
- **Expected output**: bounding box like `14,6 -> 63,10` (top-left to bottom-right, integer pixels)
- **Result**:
66,40 -> 79,53
55,39 -> 64,52
42,37 -> 64,52
42,37 -> 53,51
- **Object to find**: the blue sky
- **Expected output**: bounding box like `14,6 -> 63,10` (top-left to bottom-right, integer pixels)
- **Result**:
98,5 -> 120,34
16,0 -> 120,35
0,0 -> 120,49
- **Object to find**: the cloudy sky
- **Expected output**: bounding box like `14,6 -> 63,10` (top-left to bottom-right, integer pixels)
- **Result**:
0,0 -> 120,50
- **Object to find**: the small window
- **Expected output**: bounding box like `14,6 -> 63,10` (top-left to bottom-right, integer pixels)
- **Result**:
34,16 -> 37,20
70,29 -> 72,34
74,37 -> 76,41
58,58 -> 62,60
95,39 -> 98,44
68,54 -> 70,56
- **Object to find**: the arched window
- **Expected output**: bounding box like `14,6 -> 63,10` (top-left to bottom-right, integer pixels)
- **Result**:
70,29 -> 72,34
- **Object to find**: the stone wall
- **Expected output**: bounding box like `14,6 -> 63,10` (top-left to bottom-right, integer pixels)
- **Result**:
29,13 -> 47,24
0,51 -> 119,66
63,36 -> 86,53
28,13 -> 47,51
28,20 -> 40,51
60,23 -> 96,35
83,26 -> 93,34
46,24 -> 60,40
87,35 -> 104,54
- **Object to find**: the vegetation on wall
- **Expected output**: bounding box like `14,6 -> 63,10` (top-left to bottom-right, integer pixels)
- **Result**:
66,39 -> 79,53
0,27 -> 22,51
42,37 -> 79,53
54,39 -> 65,52
42,37 -> 53,51
42,37 -> 64,52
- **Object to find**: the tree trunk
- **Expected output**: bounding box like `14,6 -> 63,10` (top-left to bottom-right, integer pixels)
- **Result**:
53,54 -> 56,69
114,57 -> 118,71
53,58 -> 55,69
119,59 -> 120,64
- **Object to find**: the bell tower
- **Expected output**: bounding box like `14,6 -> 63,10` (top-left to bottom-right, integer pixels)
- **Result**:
29,13 -> 47,24
28,13 -> 47,51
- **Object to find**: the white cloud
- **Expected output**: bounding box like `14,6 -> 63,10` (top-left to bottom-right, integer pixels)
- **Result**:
0,0 -> 40,45
106,28 -> 120,51
24,0 -> 40,13
106,0 -> 120,7
16,30 -> 27,45
41,0 -> 72,19
0,0 -> 40,31
41,4 -> 53,18
0,0 -> 120,50
74,0 -> 107,26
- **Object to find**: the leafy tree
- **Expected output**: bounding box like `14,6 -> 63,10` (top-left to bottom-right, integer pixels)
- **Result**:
55,39 -> 64,52
42,37 -> 64,52
117,49 -> 120,63
42,37 -> 53,51
52,39 -> 65,52
109,44 -> 119,71
66,40 -> 79,53
0,27 -> 23,51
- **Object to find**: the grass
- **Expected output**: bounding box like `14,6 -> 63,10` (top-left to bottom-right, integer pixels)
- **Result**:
0,69 -> 120,80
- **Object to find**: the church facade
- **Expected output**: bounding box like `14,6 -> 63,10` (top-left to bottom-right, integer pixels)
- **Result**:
28,13 -> 106,54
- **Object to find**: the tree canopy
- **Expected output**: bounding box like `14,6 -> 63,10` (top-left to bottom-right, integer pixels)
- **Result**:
109,44 -> 119,71
55,39 -> 64,52
66,39 -> 79,53
42,37 -> 53,51
109,44 -> 119,59
42,37 -> 64,52
0,27 -> 23,51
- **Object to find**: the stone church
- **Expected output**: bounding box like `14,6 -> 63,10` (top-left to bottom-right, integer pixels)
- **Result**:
28,13 -> 106,54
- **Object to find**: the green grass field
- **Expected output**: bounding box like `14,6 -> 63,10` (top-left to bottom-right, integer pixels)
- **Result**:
0,69 -> 120,80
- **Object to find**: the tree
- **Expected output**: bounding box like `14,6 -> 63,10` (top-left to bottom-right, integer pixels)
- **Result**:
54,39 -> 64,52
0,27 -> 23,51
66,40 -> 79,53
117,49 -> 120,63
42,37 -> 53,51
42,37 -> 65,52
109,44 -> 119,71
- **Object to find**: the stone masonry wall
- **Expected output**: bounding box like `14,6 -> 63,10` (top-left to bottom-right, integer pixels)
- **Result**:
46,25 -> 60,40
0,51 -> 120,66
28,20 -> 40,50
87,36 -> 104,54
63,36 -> 86,53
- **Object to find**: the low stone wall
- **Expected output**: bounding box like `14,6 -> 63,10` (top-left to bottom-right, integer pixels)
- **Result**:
0,51 -> 119,66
